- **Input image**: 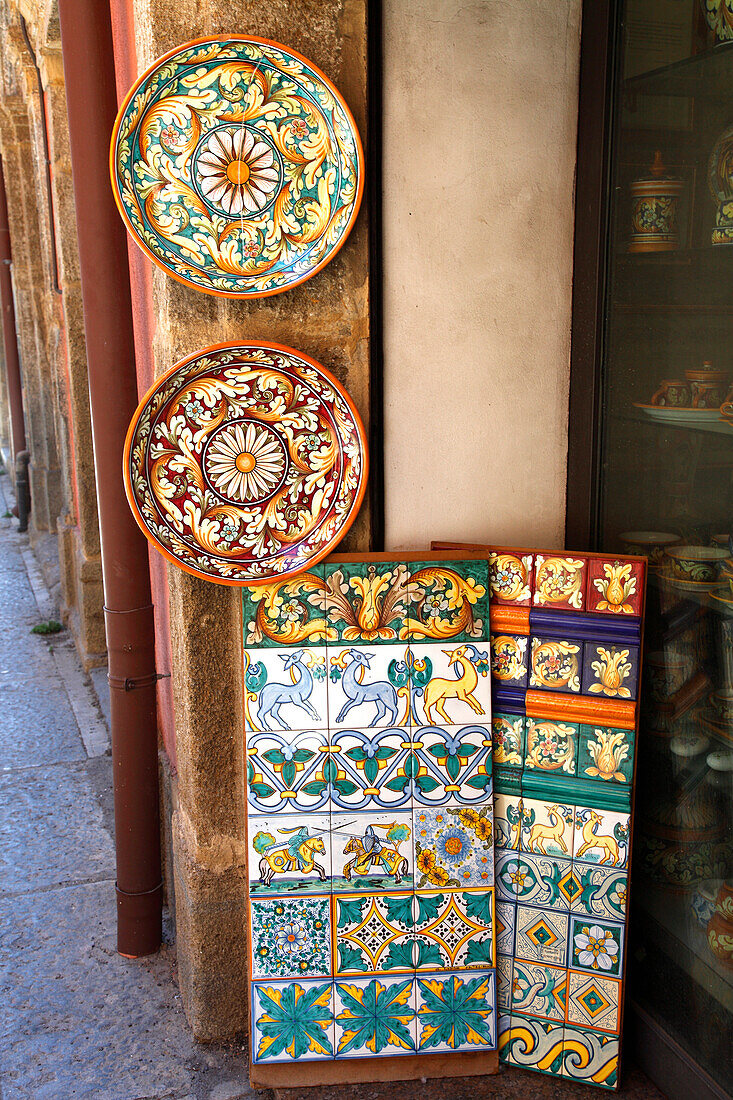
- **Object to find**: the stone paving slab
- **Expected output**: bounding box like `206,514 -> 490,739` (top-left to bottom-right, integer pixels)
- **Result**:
0,681 -> 86,770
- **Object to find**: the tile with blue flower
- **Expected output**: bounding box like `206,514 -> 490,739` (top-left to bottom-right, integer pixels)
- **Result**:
414,802 -> 494,890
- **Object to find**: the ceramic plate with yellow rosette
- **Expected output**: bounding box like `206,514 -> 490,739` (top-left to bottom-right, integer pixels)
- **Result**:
123,342 -> 368,585
110,36 -> 363,298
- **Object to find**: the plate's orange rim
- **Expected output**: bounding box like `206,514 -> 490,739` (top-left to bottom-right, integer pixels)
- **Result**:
109,34 -> 365,300
122,340 -> 369,587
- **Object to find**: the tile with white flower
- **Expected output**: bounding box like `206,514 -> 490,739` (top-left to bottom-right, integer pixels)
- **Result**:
411,723 -> 493,806
249,895 -> 332,980
533,555 -> 588,611
494,792 -> 523,853
586,558 -> 644,618
519,797 -> 576,861
510,959 -> 567,1023
489,552 -> 534,607
566,970 -> 621,1034
570,865 -> 628,923
497,954 -> 514,1011
242,565 -> 328,649
529,638 -> 583,695
561,1024 -> 620,1087
407,559 -> 489,644
413,802 -> 494,891
244,647 -> 328,733
248,812 -> 331,898
492,713 -> 525,771
333,975 -> 417,1058
501,852 -> 575,911
330,809 -> 413,895
323,560 -> 411,646
327,727 -> 413,812
503,1013 -> 566,1074
413,888 -> 495,971
326,644 -> 412,730
515,905 -> 569,968
251,977 -> 335,1063
569,916 -> 624,978
414,970 -> 496,1053
573,806 -> 630,870
410,642 -> 492,729
333,891 -> 415,975
490,634 -> 529,689
245,729 -> 330,814
581,642 -> 640,702
577,725 -> 635,786
523,719 -> 579,775
495,899 -> 516,956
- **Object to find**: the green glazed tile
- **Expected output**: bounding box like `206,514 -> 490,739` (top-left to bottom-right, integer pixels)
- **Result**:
406,559 -> 489,643
577,725 -> 634,785
243,564 -> 328,648
323,559 -> 410,645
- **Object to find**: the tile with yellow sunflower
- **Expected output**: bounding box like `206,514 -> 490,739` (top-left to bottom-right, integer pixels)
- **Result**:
413,802 -> 494,890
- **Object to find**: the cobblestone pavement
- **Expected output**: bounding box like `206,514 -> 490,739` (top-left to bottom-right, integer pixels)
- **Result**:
0,476 -> 666,1100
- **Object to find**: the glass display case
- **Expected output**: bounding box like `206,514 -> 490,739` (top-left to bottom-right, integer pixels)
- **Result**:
571,2 -> 733,1095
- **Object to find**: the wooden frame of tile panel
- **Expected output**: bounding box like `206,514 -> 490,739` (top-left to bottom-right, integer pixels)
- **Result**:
432,542 -> 647,1090
243,550 -> 500,1089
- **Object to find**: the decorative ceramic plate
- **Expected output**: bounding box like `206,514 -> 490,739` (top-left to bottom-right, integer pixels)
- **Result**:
123,342 -> 368,585
110,36 -> 364,298
634,403 -> 723,424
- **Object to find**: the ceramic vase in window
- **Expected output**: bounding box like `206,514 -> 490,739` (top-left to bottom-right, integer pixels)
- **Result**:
701,0 -> 733,42
709,124 -> 733,245
628,152 -> 685,253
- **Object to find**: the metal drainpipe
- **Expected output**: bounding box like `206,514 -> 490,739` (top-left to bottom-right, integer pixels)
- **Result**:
56,0 -> 162,957
0,156 -> 27,462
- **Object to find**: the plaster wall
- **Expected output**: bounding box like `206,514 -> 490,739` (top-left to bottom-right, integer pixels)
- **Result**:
382,0 -> 582,550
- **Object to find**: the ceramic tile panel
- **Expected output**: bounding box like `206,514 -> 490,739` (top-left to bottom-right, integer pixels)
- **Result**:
489,552 -> 534,607
243,565 -> 329,649
407,559 -> 490,644
484,544 -> 645,1089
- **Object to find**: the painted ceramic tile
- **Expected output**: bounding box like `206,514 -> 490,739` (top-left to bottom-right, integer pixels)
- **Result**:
573,807 -> 630,870
495,850 -> 520,902
413,889 -> 495,971
244,647 -> 328,732
501,852 -> 576,910
334,975 -> 417,1057
251,978 -> 335,1063
515,905 -> 569,967
334,891 -> 415,975
524,719 -> 579,774
328,727 -> 413,811
520,798 -> 576,860
324,561 -> 411,645
503,1013 -> 565,1074
490,634 -> 529,687
489,552 -> 534,606
577,725 -> 634,785
497,955 -> 514,1010
410,643 -> 491,728
561,1025 -> 619,1087
249,812 -> 331,897
571,866 -> 628,922
569,916 -> 624,978
498,1011 -> 513,1061
250,895 -> 332,979
533,555 -> 587,611
511,959 -> 567,1022
413,802 -> 494,890
496,900 -> 516,955
246,729 -> 330,814
492,713 -> 525,769
327,644 -> 412,729
331,809 -> 413,893
411,723 -> 492,805
529,637 -> 582,695
494,792 -> 523,852
567,970 -> 620,1034
407,559 -> 489,643
414,971 -> 496,1053
586,558 -> 644,617
581,643 -> 640,701
243,567 -> 328,648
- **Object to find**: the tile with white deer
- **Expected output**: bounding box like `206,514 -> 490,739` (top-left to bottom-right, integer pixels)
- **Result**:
573,807 -> 630,870
410,643 -> 492,729
244,646 -> 329,733
248,812 -> 331,898
330,808 -> 414,894
519,797 -> 576,861
326,644 -> 412,730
